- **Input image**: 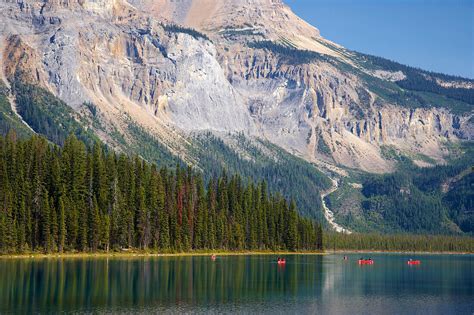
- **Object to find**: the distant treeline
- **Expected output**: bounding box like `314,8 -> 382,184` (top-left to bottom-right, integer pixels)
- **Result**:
248,41 -> 329,65
0,133 -> 322,254
359,146 -> 474,234
324,232 -> 474,253
360,53 -> 474,105
10,79 -> 98,147
162,23 -> 210,41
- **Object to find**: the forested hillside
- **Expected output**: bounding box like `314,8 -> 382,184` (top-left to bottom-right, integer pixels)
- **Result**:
0,82 -> 33,139
11,80 -> 98,147
358,53 -> 474,106
191,133 -> 331,220
0,79 -> 331,223
327,144 -> 474,234
0,133 -> 323,254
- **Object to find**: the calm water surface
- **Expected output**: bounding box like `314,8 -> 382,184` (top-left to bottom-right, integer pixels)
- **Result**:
0,254 -> 472,314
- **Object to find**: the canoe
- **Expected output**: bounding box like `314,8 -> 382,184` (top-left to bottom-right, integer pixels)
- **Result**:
407,260 -> 421,265
358,260 -> 374,265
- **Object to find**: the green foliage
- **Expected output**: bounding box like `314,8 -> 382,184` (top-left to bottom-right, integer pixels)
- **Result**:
124,120 -> 181,168
357,144 -> 474,234
220,27 -> 264,39
443,171 -> 474,233
357,53 -> 474,106
248,41 -> 331,65
10,80 -> 98,146
317,134 -> 332,156
162,24 -> 210,41
324,232 -> 474,253
191,133 -> 331,220
361,174 -> 447,233
0,133 -> 323,254
325,143 -> 473,235
0,82 -> 33,139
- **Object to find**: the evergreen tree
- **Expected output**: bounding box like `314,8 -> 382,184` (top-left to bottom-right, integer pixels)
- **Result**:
58,195 -> 66,252
0,134 -> 328,254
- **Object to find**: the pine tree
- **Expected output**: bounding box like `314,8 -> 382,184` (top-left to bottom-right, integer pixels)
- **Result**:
58,195 -> 66,252
286,201 -> 298,251
42,192 -> 51,253
106,153 -> 119,250
207,179 -> 217,249
92,142 -> 107,212
89,197 -> 100,251
0,134 -> 329,254
101,213 -> 110,251
50,196 -> 58,251
193,175 -> 206,249
136,186 -> 149,249
158,170 -> 170,250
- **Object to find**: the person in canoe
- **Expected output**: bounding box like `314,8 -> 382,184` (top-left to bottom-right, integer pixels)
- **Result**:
211,254 -> 217,261
277,257 -> 286,264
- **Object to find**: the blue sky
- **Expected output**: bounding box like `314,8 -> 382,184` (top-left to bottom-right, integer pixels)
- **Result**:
285,0 -> 474,78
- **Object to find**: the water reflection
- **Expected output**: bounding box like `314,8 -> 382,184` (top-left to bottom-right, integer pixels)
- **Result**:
0,255 -> 323,313
0,254 -> 472,314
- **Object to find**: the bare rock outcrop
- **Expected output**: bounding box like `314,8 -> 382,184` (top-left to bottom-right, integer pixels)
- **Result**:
0,0 -> 472,173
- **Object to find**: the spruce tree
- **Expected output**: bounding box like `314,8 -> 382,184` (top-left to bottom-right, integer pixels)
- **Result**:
58,195 -> 66,252
0,134 -> 328,254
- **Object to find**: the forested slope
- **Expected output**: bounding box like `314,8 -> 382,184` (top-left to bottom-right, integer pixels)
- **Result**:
0,133 -> 323,254
327,144 -> 474,234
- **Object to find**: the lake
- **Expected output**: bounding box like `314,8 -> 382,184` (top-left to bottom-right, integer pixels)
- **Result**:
0,254 -> 472,314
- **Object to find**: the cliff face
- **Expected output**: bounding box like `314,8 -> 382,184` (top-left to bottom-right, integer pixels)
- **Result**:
0,0 -> 472,173
130,0 -> 344,58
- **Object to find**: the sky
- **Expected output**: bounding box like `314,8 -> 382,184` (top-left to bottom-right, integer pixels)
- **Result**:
285,0 -> 474,79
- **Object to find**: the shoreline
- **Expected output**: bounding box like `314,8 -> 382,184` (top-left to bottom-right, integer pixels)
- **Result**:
0,249 -> 471,259
326,249 -> 473,255
0,250 -> 325,260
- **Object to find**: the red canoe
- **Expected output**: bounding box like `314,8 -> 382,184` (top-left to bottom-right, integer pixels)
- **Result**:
358,259 -> 374,265
407,260 -> 421,265
277,260 -> 286,265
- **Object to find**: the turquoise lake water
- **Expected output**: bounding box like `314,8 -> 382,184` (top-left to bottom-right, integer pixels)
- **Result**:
0,253 -> 472,314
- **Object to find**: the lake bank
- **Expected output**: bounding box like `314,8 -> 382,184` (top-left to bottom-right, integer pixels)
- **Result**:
0,250 -> 326,260
1,249 -> 472,259
327,249 -> 473,255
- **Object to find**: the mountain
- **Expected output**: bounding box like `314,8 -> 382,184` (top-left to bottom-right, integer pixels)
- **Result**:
0,0 -> 472,234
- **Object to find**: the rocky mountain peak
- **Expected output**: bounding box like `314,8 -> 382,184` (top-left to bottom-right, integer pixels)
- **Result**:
7,0 -> 132,18
127,0 -> 343,56
0,0 -> 471,176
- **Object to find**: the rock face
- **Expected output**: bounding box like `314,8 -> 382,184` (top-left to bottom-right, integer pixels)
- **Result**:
0,0 -> 472,173
130,0 -> 344,58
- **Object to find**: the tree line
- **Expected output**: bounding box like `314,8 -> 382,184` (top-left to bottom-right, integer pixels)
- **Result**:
360,53 -> 474,106
324,232 -> 474,253
248,40 -> 330,65
0,133 -> 323,254
360,145 -> 473,234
